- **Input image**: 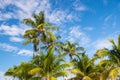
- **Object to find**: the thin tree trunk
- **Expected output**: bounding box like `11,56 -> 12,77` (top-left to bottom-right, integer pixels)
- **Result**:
33,44 -> 37,58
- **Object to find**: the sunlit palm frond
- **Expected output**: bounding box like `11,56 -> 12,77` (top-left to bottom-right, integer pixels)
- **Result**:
109,67 -> 120,79
28,67 -> 43,75
71,69 -> 84,76
95,48 -> 109,58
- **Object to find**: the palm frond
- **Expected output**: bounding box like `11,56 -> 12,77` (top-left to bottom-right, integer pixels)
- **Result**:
118,35 -> 120,50
23,18 -> 36,27
109,39 -> 117,50
23,39 -> 32,45
52,62 -> 72,74
100,71 -> 109,80
28,67 -> 42,75
46,31 -> 56,41
95,48 -> 109,58
53,71 -> 69,77
71,69 -> 84,76
109,67 -> 120,79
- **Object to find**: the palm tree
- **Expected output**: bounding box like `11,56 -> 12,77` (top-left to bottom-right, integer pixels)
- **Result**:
5,66 -> 20,80
40,36 -> 64,54
95,35 -> 120,79
108,35 -> 120,67
5,62 -> 35,80
70,53 -> 100,80
29,47 -> 72,80
62,41 -> 84,59
23,11 -> 58,57
16,62 -> 35,80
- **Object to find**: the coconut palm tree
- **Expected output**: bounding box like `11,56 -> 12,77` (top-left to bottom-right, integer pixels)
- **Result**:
62,41 -> 84,59
95,35 -> 120,79
29,47 -> 72,80
70,53 -> 100,80
23,11 -> 58,57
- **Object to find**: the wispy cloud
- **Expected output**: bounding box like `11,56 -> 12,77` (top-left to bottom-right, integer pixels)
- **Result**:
0,43 -> 32,56
0,0 -> 12,9
0,12 -> 14,20
103,14 -> 117,29
47,10 -> 75,25
0,43 -> 19,53
104,14 -> 112,22
10,37 -> 23,42
66,26 -> 90,46
18,49 -> 32,56
0,24 -> 30,42
73,0 -> 88,11
93,39 -> 112,50
86,31 -> 120,56
0,0 -> 51,20
0,25 -> 23,36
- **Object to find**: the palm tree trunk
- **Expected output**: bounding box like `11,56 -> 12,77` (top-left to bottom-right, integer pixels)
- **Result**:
33,44 -> 37,58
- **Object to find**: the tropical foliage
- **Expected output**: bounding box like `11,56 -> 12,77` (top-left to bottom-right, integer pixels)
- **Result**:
23,11 -> 58,57
70,53 -> 100,80
29,48 -> 72,80
5,11 -> 120,80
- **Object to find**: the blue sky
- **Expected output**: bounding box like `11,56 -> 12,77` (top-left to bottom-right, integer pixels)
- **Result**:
0,0 -> 120,79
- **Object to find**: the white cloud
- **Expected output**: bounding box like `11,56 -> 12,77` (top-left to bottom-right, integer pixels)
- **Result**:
0,25 -> 23,36
0,0 -> 51,20
0,43 -> 32,56
86,31 -> 120,56
14,0 -> 39,19
47,10 -> 66,24
10,37 -> 23,42
73,0 -> 88,11
93,39 -> 112,50
66,26 -> 90,46
0,0 -> 12,9
34,0 -> 51,13
0,0 -> 77,26
0,43 -> 19,52
0,12 -> 14,20
18,49 -> 32,56
0,24 -> 31,42
47,10 -> 75,25
69,26 -> 83,38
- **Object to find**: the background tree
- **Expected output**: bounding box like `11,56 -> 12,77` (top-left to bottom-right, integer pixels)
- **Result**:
62,41 -> 84,59
95,35 -> 120,79
71,53 -> 100,80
